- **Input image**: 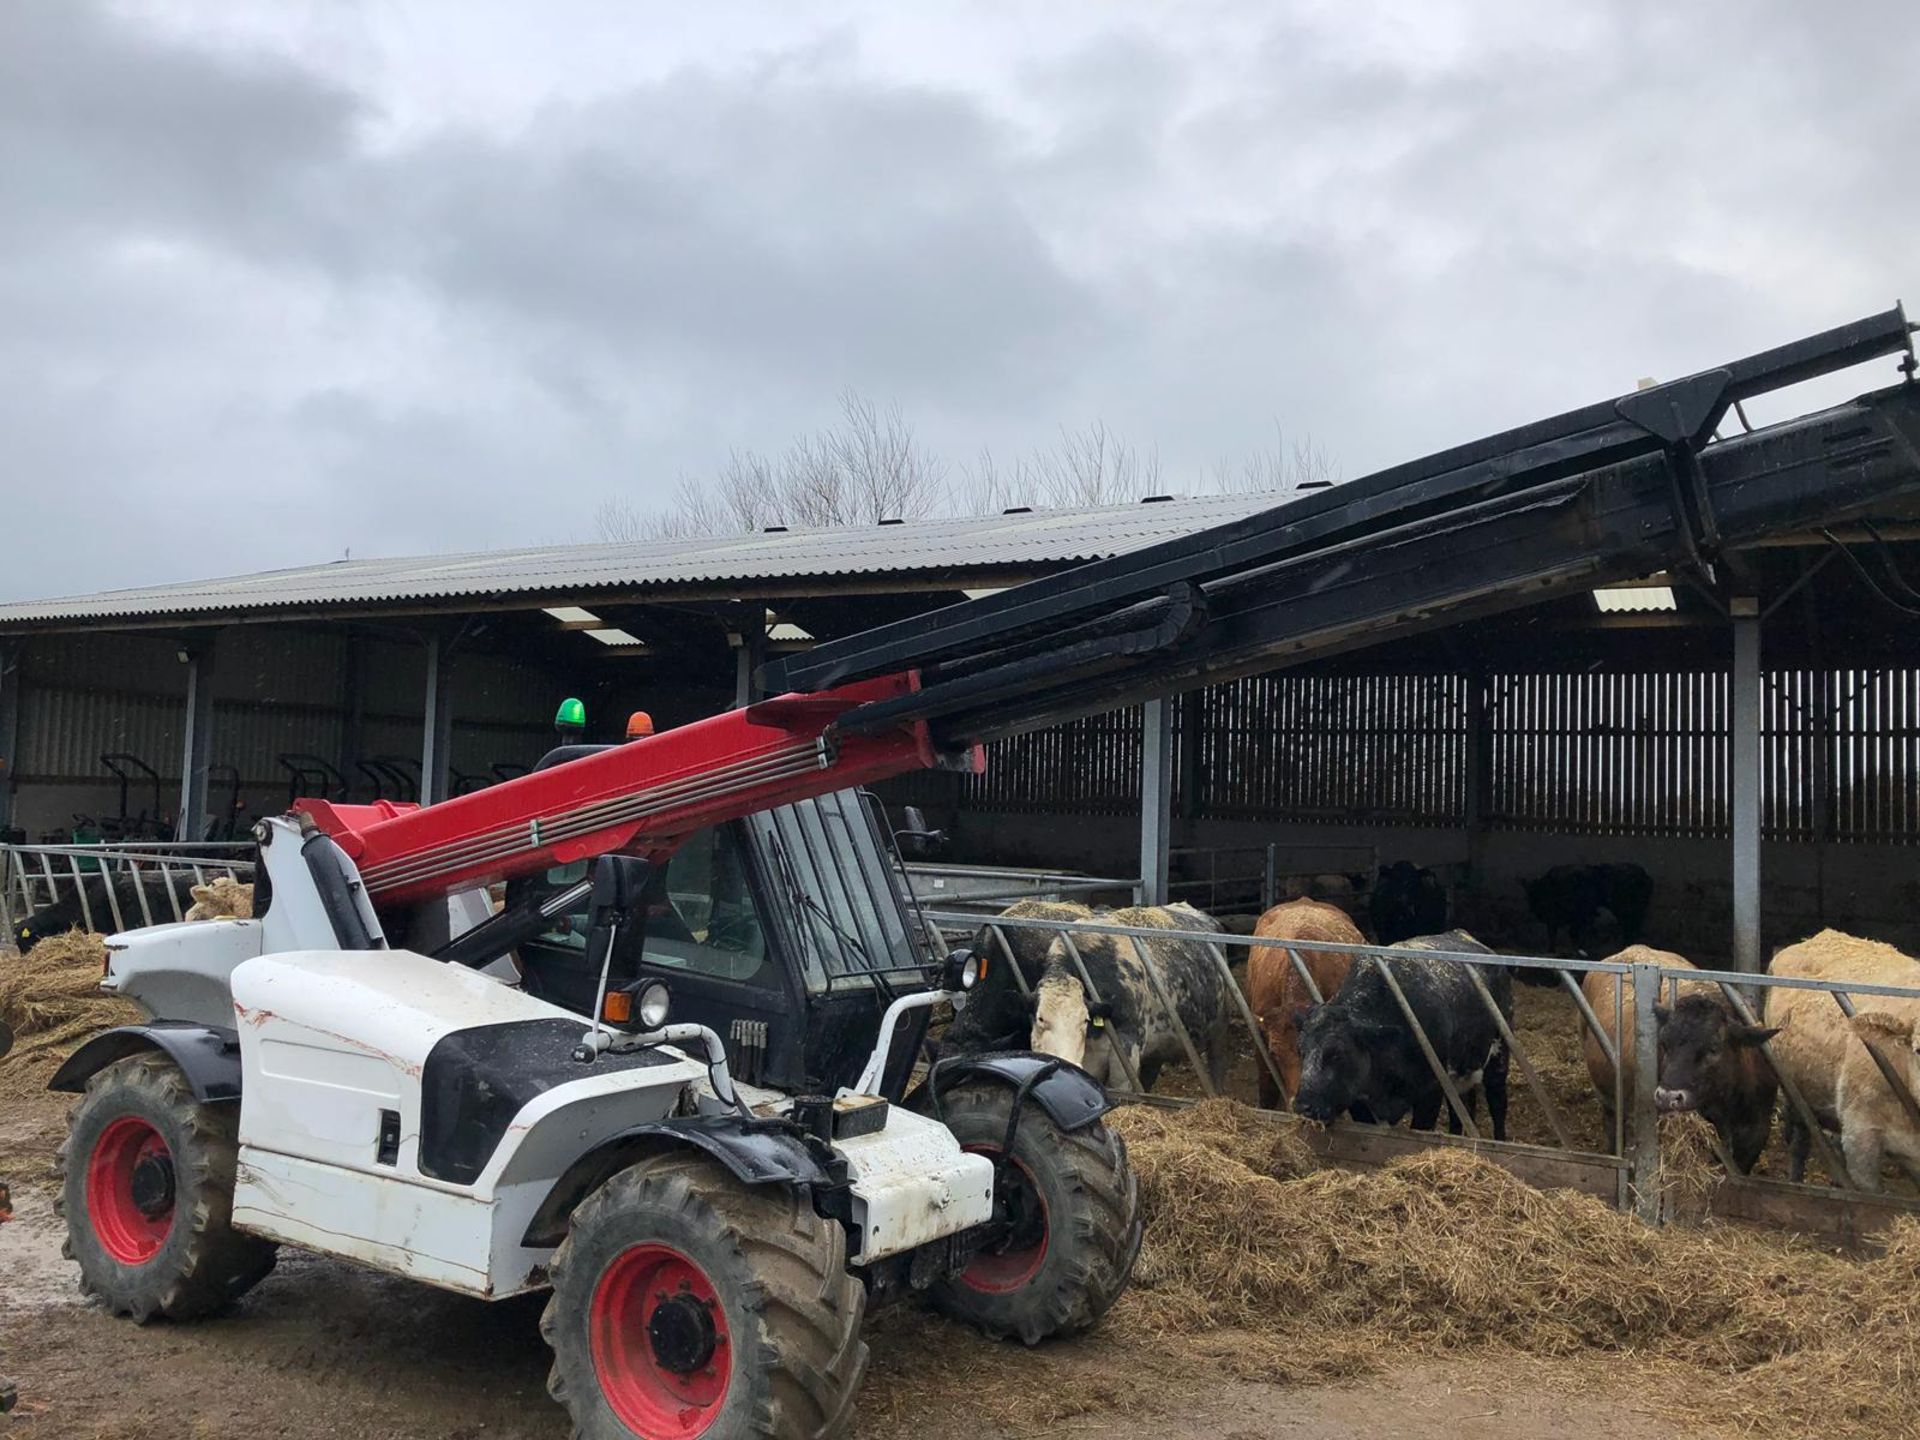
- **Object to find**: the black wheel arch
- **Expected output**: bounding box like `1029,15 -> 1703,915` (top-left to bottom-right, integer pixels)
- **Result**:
924,1051 -> 1112,1133
521,1113 -> 846,1249
49,1024 -> 242,1104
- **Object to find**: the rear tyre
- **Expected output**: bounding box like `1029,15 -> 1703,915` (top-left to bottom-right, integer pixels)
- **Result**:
55,1052 -> 276,1322
928,1084 -> 1141,1345
542,1153 -> 868,1440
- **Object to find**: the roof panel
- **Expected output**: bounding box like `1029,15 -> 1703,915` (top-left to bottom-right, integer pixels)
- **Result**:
0,493 -> 1281,626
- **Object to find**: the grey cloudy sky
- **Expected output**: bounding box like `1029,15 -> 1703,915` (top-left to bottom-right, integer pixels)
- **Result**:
3,0 -> 1916,600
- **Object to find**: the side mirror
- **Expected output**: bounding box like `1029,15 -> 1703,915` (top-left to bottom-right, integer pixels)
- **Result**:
894,805 -> 948,859
590,855 -> 651,923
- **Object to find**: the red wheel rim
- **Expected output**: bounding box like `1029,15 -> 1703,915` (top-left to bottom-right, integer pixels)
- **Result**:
590,1243 -> 732,1438
85,1116 -> 174,1265
960,1146 -> 1049,1294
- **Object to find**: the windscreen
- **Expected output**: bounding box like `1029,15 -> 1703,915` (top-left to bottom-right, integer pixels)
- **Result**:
742,788 -> 932,987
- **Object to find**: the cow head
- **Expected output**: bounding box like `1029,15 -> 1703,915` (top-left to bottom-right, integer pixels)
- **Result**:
1652,996 -> 1777,1114
1850,1010 -> 1920,1078
1029,961 -> 1090,1069
1291,1003 -> 1384,1124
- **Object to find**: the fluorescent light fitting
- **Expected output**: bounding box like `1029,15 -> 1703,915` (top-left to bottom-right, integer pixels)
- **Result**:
585,627 -> 645,646
1592,585 -> 1677,614
544,606 -> 600,624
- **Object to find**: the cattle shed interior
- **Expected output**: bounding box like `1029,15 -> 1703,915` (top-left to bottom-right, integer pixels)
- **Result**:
3,494 -> 1919,969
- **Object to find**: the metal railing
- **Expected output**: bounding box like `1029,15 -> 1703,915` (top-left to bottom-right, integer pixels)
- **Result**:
2,841 -> 255,939
1165,841 -> 1383,914
926,906 -> 1920,1232
902,863 -> 1141,914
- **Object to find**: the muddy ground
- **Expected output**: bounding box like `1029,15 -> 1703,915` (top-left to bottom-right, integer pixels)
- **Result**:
1,1078 -> 1696,1440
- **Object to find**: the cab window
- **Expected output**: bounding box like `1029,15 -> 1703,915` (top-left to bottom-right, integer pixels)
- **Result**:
531,825 -> 769,984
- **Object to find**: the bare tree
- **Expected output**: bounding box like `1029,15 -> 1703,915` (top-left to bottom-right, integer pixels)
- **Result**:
593,474 -> 732,542
1211,425 -> 1342,495
595,398 -> 1340,540
963,421 -> 1162,514
593,389 -> 947,541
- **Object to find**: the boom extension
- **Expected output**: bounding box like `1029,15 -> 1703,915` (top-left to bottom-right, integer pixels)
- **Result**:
768,305 -> 1916,697
300,671 -> 977,905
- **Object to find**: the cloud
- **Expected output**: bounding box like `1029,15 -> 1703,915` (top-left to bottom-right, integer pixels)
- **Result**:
1,0 -> 1916,601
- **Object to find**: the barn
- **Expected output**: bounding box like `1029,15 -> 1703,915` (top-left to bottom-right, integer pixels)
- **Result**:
5,319 -> 1920,968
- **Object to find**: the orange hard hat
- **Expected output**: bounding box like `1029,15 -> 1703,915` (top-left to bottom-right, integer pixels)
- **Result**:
625,711 -> 655,740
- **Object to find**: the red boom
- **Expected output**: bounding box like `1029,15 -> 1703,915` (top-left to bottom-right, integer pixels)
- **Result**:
299,672 -> 973,906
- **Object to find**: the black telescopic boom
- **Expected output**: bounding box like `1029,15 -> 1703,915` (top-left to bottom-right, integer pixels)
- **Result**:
767,306 -> 1916,701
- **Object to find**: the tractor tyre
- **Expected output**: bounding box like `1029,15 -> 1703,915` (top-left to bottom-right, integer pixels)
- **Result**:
927,1083 -> 1141,1345
543,1152 -> 868,1440
55,1051 -> 276,1322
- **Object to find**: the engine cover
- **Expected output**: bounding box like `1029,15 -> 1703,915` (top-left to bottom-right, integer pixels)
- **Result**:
226,950 -> 704,1297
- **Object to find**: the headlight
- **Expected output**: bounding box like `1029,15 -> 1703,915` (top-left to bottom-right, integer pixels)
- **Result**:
637,981 -> 672,1029
943,947 -> 982,992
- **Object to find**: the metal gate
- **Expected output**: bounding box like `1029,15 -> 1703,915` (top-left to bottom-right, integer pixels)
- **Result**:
2,841 -> 255,938
926,908 -> 1920,1240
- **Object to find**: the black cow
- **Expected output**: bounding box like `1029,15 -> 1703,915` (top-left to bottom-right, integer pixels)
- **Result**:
1523,863 -> 1653,957
13,871 -> 197,951
1653,994 -> 1779,1174
1368,861 -> 1448,945
1293,929 -> 1511,1139
937,900 -> 1093,1057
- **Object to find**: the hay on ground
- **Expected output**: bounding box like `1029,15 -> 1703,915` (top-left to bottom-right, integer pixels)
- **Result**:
1106,1098 -> 1920,1440
1,930 -> 142,1089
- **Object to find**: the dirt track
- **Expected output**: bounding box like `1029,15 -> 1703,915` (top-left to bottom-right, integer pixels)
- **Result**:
0,1074 -> 1694,1440
0,1198 -> 1685,1440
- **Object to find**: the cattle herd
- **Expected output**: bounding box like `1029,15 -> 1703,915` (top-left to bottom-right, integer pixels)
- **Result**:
940,863 -> 1920,1194
14,858 -> 1920,1190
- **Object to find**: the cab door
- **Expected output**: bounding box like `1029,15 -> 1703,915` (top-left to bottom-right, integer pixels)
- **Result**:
514,821 -> 803,1088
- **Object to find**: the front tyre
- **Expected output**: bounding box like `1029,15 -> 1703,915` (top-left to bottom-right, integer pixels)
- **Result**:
928,1084 -> 1141,1345
542,1154 -> 868,1440
55,1052 -> 276,1322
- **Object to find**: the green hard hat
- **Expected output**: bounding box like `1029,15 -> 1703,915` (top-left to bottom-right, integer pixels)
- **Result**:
554,697 -> 587,730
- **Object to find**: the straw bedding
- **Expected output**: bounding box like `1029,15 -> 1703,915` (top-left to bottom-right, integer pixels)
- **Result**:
0,929 -> 141,1096
5,933 -> 1915,1437
1106,1099 -> 1920,1439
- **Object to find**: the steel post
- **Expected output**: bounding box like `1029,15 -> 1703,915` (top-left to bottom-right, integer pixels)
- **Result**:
1731,599 -> 1762,973
1177,689 -> 1204,825
1629,961 -> 1663,1222
176,642 -> 216,842
420,633 -> 455,807
1464,669 -> 1491,878
339,631 -> 367,786
0,643 -> 19,834
1140,696 -> 1174,907
734,616 -> 766,709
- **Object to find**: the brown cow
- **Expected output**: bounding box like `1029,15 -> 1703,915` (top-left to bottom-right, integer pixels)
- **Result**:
1247,898 -> 1364,1110
1768,930 -> 1920,1182
1578,945 -> 1707,1118
1839,1010 -> 1920,1192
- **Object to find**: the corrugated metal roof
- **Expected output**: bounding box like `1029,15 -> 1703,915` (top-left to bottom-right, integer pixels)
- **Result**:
0,493 -> 1281,626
